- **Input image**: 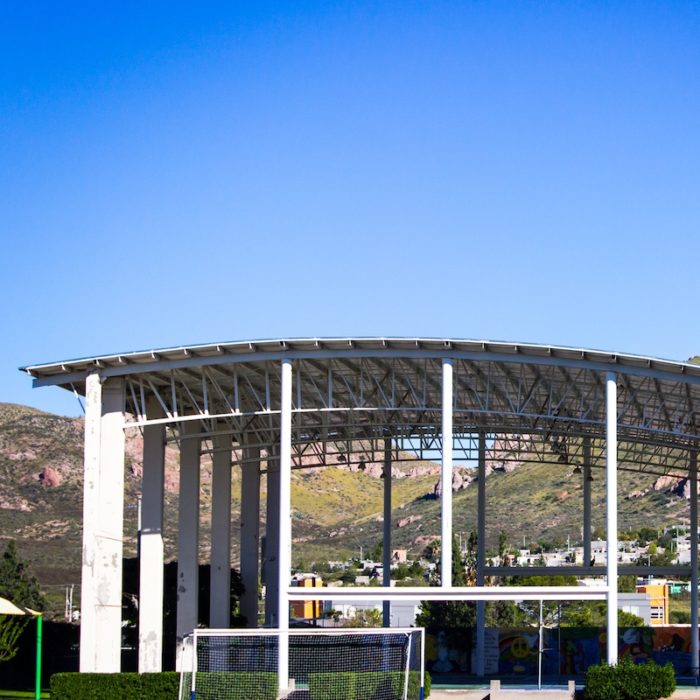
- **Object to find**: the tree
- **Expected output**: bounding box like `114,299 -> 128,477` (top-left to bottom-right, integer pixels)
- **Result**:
618,610 -> 644,627
635,543 -> 676,568
370,540 -> 383,562
0,541 -> 46,664
0,618 -> 25,663
453,534 -> 468,586
416,534 -> 477,647
343,608 -> 383,627
637,527 -> 658,544
618,575 -> 636,593
0,541 -> 45,611
498,530 -> 511,566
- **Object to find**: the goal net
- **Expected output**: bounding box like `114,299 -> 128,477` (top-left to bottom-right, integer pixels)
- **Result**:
178,627 -> 425,700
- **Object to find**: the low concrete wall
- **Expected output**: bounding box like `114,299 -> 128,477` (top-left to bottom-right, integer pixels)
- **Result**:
429,681 -> 576,700
489,681 -> 576,700
430,683 -> 698,699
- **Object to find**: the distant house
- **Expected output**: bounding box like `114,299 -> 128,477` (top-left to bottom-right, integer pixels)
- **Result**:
290,574 -> 323,621
618,593 -> 652,625
392,549 -> 408,563
637,581 -> 670,625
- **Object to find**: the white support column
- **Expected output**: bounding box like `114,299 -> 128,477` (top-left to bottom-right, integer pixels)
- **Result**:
240,442 -> 261,628
583,437 -> 592,568
476,431 -> 486,677
278,359 -> 293,692
210,431 -> 232,628
383,438 -> 392,627
264,448 -> 280,627
691,451 -> 698,676
441,359 -> 453,589
606,372 -> 618,665
176,421 -> 201,670
79,372 -> 100,672
138,399 -> 165,673
80,375 -> 126,672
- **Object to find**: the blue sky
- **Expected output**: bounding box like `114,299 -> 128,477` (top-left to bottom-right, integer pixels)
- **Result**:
2,1 -> 700,416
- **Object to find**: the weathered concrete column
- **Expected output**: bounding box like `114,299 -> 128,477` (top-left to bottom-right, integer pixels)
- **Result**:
476,431 -> 486,677
138,399 -> 165,672
80,374 -> 126,672
383,438 -> 392,627
441,359 -> 453,589
606,372 -> 618,665
240,442 -> 261,628
278,359 -> 293,691
583,437 -> 592,568
210,431 -> 232,628
690,451 -> 698,676
176,421 -> 202,670
264,447 -> 280,626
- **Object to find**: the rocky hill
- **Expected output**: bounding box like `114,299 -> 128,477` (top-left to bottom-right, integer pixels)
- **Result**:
0,402 -> 693,615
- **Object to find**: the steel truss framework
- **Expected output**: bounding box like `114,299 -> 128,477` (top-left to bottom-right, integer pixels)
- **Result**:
21,338 -> 700,679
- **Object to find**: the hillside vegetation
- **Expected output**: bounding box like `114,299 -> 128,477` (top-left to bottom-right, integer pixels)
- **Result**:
0,402 -> 692,615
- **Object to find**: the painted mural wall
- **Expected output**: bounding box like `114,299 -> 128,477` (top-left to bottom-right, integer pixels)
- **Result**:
425,626 -> 697,677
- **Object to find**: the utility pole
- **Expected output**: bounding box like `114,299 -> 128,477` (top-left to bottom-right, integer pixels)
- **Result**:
65,584 -> 75,622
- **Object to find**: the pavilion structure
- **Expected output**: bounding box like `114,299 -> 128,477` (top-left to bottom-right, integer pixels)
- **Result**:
21,338 -> 700,679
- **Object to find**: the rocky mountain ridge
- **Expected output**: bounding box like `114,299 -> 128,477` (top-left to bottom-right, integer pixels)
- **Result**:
0,401 -> 694,616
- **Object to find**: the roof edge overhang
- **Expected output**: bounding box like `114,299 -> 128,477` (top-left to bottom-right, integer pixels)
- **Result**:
20,337 -> 700,390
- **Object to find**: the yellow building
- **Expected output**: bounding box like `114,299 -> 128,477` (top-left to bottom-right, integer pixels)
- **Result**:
290,575 -> 323,620
637,582 -> 669,625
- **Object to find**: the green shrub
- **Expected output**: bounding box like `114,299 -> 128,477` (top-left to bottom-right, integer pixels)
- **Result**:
308,670 -> 430,700
308,671 -> 356,700
585,658 -> 676,700
423,670 -> 431,698
50,671 -> 276,700
194,672 -> 277,700
50,672 -> 179,700
51,669 -> 428,700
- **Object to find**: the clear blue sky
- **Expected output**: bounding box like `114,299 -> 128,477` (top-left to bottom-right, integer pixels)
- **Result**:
2,1 -> 699,416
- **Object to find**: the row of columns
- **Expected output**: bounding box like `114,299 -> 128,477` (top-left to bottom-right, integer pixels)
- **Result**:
79,362 -> 700,679
440,366 -> 686,672
80,376 -> 269,673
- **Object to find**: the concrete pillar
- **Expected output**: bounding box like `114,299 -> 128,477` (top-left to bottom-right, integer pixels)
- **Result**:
383,438 -> 392,627
138,399 -> 165,672
176,421 -> 201,669
691,451 -> 698,676
606,372 -> 618,665
583,437 -> 592,567
240,442 -> 261,628
441,359 -> 453,589
80,374 -> 126,672
264,447 -> 280,626
476,431 -> 486,677
278,359 -> 293,691
210,431 -> 232,628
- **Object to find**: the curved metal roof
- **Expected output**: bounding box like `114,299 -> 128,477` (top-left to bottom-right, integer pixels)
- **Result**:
21,337 -> 700,479
20,336 -> 700,385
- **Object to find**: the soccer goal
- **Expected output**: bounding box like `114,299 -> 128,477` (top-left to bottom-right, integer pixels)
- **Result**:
178,627 -> 426,700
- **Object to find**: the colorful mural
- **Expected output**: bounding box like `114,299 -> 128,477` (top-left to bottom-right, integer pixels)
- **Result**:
425,626 -> 699,678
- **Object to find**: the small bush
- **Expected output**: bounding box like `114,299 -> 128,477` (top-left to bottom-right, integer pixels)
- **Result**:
308,671 -> 356,700
196,671 -> 277,700
50,672 -> 178,700
585,658 -> 676,700
50,671 -> 277,700
308,670 -> 430,700
423,670 -> 431,698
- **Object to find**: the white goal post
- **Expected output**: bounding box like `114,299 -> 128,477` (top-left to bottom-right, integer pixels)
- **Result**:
178,627 -> 426,700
